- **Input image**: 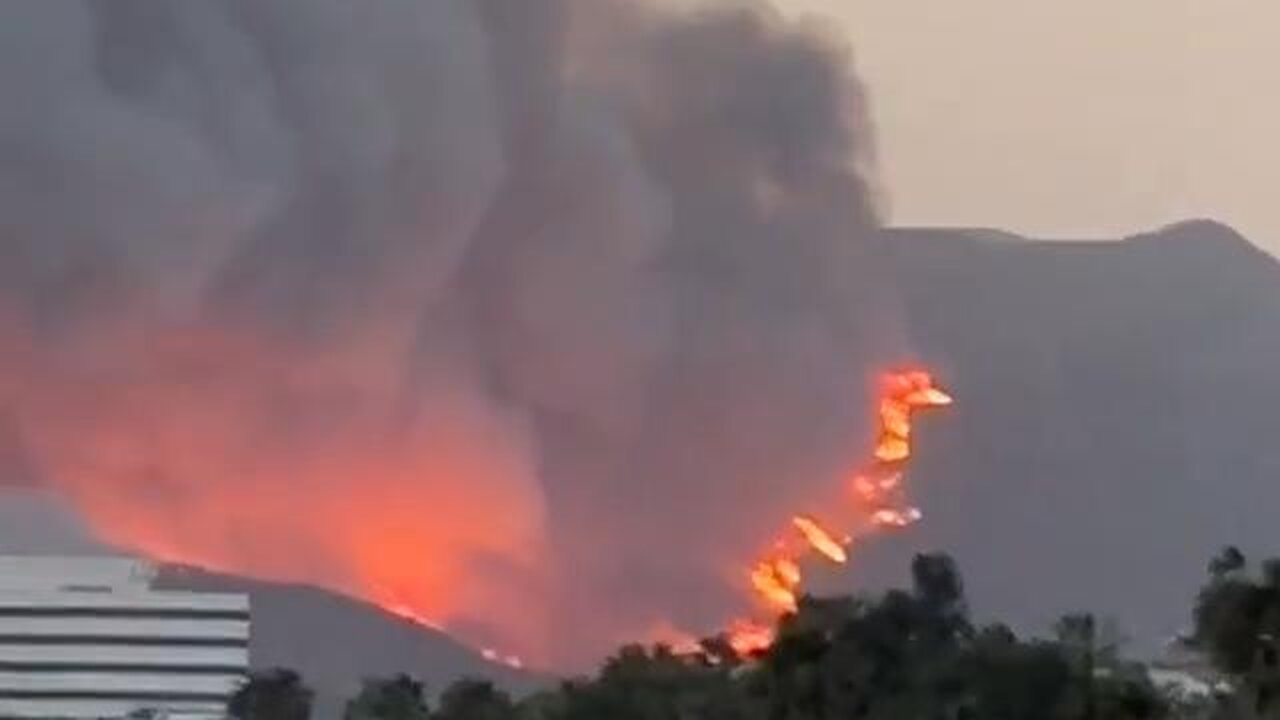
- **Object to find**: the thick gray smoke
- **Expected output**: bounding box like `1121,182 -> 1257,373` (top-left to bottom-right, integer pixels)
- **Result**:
0,0 -> 896,667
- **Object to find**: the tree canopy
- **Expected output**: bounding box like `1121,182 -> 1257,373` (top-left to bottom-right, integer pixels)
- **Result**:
229,668 -> 314,720
345,674 -> 431,720
229,549 -> 1280,720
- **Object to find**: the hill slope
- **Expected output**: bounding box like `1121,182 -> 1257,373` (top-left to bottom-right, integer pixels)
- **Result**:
5,218 -> 1280,666
848,220 -> 1280,650
154,565 -> 541,716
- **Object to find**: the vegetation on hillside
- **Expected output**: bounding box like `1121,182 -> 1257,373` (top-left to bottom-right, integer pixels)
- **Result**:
227,549 -> 1280,720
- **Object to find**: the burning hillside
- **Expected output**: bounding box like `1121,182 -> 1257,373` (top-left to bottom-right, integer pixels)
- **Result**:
725,370 -> 952,655
0,0 -> 900,668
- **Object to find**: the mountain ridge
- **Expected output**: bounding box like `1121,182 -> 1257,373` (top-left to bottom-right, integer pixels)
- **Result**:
847,218 -> 1280,653
158,563 -> 544,717
2,216 -> 1277,672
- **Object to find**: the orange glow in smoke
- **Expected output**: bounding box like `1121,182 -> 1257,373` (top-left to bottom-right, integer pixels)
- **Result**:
750,557 -> 801,613
874,435 -> 911,463
1,325 -> 551,663
726,619 -> 775,657
772,557 -> 802,587
5,308 -> 952,669
722,368 -> 952,658
381,599 -> 445,631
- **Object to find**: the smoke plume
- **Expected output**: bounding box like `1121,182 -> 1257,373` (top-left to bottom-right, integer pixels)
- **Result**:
0,0 -> 896,667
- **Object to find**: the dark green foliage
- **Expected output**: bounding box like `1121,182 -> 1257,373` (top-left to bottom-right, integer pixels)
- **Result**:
1193,548 -> 1280,716
434,678 -> 517,720
533,644 -> 757,720
257,551 -> 1256,720
435,552 -> 1169,720
229,668 -> 314,720
1195,577 -> 1265,676
1094,676 -> 1168,720
961,632 -> 1072,720
1193,548 -> 1280,676
1210,548 -> 1247,580
744,553 -> 1163,720
912,553 -> 966,614
345,674 -> 430,720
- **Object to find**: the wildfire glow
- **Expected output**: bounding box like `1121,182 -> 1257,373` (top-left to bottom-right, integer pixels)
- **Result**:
791,515 -> 848,564
870,507 -> 923,528
875,372 -> 952,462
773,557 -> 802,587
750,558 -> 801,613
726,619 -> 775,657
384,602 -> 444,631
481,648 -> 526,670
722,368 -> 953,657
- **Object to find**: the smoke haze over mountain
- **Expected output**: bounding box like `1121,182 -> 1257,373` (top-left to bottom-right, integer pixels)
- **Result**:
0,0 -> 895,667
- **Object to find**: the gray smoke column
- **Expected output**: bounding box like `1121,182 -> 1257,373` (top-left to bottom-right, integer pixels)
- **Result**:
0,0 -> 897,667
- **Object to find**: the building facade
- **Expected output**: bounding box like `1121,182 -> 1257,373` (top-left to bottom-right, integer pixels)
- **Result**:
0,556 -> 249,719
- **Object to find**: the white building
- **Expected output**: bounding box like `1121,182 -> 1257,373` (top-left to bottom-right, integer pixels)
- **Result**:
0,556 -> 249,719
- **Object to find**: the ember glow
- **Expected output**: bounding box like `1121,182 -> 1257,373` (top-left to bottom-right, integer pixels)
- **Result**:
722,369 -> 953,656
750,557 -> 802,614
871,507 -> 924,528
382,600 -> 445,632
481,649 -> 526,670
726,619 -> 775,657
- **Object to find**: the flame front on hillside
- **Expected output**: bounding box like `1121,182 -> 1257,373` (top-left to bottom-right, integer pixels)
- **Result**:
723,369 -> 953,656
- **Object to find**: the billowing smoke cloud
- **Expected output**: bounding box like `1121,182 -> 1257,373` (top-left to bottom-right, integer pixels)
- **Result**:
0,0 -> 897,667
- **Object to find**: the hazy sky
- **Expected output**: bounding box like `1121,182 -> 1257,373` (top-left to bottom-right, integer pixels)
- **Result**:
767,1 -> 1278,251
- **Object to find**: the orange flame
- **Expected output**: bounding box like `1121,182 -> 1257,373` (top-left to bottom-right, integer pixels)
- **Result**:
773,557 -> 802,587
880,399 -> 912,440
750,558 -> 800,613
874,372 -> 952,463
720,368 -> 952,658
874,435 -> 911,463
726,619 -> 775,657
791,515 -> 848,564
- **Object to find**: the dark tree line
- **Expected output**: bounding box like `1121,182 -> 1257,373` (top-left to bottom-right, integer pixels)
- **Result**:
228,549 -> 1280,720
1188,547 -> 1280,718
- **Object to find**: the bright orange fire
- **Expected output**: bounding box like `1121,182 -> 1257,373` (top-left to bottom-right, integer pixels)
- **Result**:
0,324 -> 551,662
791,515 -> 848,564
750,557 -> 801,613
5,300 -> 952,669
726,619 -> 775,656
722,368 -> 953,656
